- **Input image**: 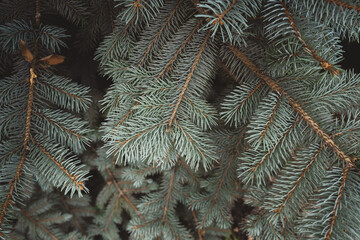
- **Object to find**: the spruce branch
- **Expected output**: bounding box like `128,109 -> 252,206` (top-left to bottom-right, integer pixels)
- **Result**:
95,18 -> 135,65
274,144 -> 325,214
228,45 -> 354,168
221,82 -> 264,127
178,159 -> 200,186
129,165 -> 194,239
168,31 -> 211,128
249,118 -> 300,174
213,0 -> 237,25
273,125 -> 356,216
293,167 -> 359,239
200,154 -> 235,228
161,170 -> 175,223
19,209 -> 60,240
115,122 -> 166,149
1,31 -> 89,236
290,0 -> 360,41
218,61 -> 241,84
9,196 -> 81,240
324,161 -> 351,240
279,0 -> 339,75
258,93 -> 282,141
30,136 -> 85,192
118,0 -> 164,24
191,130 -> 244,230
105,167 -> 145,221
93,1 -> 359,238
32,111 -> 82,139
0,147 -> 22,163
195,0 -> 261,42
323,0 -> 360,12
36,80 -> 85,102
157,19 -> 202,77
138,0 -> 182,67
324,165 -> 349,240
56,190 -> 86,236
174,120 -> 210,168
190,209 -> 204,240
107,19 -> 203,133
0,68 -> 36,231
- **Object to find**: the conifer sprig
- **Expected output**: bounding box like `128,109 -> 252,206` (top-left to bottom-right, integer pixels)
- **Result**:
0,3 -> 91,234
278,0 -> 339,75
0,68 -> 36,232
228,45 -> 354,167
323,0 -> 360,12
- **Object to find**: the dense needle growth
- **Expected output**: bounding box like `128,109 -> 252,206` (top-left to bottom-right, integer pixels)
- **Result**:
0,0 -> 359,239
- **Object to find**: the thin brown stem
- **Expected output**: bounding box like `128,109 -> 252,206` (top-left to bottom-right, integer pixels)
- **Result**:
234,83 -> 262,112
0,69 -> 36,229
36,80 -> 85,101
162,171 -> 175,222
200,155 -> 235,227
274,144 -> 325,213
325,165 -> 350,240
259,94 -> 282,141
168,31 -> 211,128
323,0 -> 360,12
158,20 -> 203,77
251,118 -> 299,172
213,0 -> 236,25
32,110 -> 82,138
218,61 -> 241,84
20,209 -> 58,240
228,45 -> 354,168
105,168 -> 145,221
138,1 -> 182,67
280,0 -> 339,75
191,210 -> 204,240
31,136 -> 84,191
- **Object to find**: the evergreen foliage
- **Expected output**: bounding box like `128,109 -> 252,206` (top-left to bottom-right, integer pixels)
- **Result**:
0,0 -> 91,238
1,0 -> 360,239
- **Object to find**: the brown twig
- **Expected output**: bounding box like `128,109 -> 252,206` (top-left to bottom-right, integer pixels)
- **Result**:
228,45 -> 354,168
323,0 -> 360,12
280,0 -> 339,75
105,168 -> 145,221
0,69 -> 37,229
168,31 -> 211,128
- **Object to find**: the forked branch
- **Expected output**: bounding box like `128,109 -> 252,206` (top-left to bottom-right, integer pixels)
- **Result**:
213,0 -> 236,25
